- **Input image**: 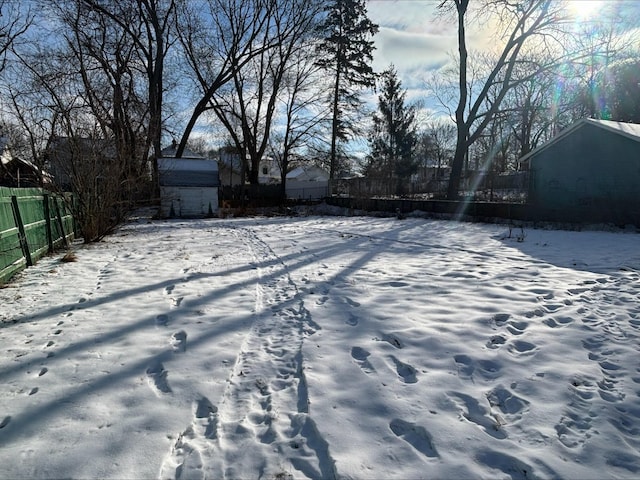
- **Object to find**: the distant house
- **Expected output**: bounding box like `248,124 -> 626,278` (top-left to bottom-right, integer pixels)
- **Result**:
0,138 -> 45,188
258,156 -> 280,184
286,165 -> 329,200
218,147 -> 243,187
523,118 -> 640,223
45,136 -> 120,191
158,144 -> 219,218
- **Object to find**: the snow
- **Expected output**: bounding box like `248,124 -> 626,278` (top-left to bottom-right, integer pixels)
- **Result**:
1,211 -> 640,479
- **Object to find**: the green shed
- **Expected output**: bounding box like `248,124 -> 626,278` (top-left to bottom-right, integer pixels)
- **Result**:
524,118 -> 640,224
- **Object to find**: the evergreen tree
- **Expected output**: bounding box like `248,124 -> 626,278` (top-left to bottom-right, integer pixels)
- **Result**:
316,0 -> 378,180
366,65 -> 418,195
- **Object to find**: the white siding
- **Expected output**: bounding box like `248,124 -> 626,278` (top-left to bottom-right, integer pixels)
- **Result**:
286,180 -> 329,200
160,186 -> 219,218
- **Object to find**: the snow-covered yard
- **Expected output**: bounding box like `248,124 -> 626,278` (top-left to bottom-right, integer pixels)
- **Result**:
1,212 -> 640,479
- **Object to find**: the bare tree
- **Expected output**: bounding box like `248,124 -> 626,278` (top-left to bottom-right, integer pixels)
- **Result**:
268,44 -> 328,199
79,0 -> 178,165
4,0 -> 163,241
438,0 -> 568,199
6,42 -> 128,240
174,0 -> 304,159
193,0 -> 323,185
0,0 -> 33,72
50,1 -> 151,184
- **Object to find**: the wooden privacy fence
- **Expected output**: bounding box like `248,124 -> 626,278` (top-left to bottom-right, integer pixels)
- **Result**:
0,187 -> 75,284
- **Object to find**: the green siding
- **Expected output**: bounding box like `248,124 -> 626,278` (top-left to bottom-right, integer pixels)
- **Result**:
530,124 -> 640,210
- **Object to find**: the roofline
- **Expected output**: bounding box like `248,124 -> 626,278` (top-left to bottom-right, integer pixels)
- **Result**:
519,118 -> 640,163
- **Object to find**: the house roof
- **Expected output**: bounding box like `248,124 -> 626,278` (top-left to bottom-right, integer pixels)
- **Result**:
286,165 -> 329,182
158,158 -> 219,187
48,136 -> 117,159
160,143 -> 206,159
520,118 -> 640,163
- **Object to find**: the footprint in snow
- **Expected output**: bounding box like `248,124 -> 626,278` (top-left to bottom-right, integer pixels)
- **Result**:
486,335 -> 507,349
344,297 -> 360,308
486,385 -> 530,418
345,313 -> 358,326
390,356 -> 417,383
543,316 -> 573,328
454,354 -> 502,381
171,297 -> 184,308
476,449 -> 538,480
505,320 -> 528,335
491,313 -> 510,327
377,333 -> 403,349
156,314 -> 169,327
146,362 -> 171,394
316,296 -> 329,306
389,419 -> 438,458
351,347 -> 375,374
170,331 -> 187,353
0,416 -> 10,429
194,396 -> 218,419
448,391 -> 507,440
160,426 -> 205,480
507,340 -> 537,356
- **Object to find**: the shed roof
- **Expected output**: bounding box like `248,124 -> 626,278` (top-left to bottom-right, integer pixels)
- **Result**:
158,157 -> 219,187
520,118 -> 640,163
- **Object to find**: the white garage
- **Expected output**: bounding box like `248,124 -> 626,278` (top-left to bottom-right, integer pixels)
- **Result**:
158,157 -> 219,218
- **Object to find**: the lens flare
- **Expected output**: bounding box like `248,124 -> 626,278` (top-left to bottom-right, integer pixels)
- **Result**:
566,0 -> 603,20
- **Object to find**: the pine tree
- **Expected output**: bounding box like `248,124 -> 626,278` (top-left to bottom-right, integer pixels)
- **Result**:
366,65 -> 418,195
316,0 -> 378,180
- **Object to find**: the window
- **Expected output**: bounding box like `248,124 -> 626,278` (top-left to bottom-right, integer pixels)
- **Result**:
262,166 -> 268,175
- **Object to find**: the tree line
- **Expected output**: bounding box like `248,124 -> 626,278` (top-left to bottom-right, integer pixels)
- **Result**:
0,0 -> 638,239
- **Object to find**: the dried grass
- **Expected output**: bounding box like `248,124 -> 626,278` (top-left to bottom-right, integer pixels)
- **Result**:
60,251 -> 78,263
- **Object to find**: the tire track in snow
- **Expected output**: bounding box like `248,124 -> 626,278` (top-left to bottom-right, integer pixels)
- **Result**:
160,226 -> 336,480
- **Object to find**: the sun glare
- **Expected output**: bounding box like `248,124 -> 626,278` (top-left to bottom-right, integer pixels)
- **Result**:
566,0 -> 603,20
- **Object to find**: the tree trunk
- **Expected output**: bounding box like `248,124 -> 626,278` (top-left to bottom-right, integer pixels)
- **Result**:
447,0 -> 469,200
329,58 -> 341,181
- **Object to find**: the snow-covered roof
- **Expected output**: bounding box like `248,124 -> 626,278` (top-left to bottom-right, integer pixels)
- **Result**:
158,158 -> 218,172
286,165 -> 329,182
520,118 -> 640,163
158,157 -> 219,187
591,118 -> 640,139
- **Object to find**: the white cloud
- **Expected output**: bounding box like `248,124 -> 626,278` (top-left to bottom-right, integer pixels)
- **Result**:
367,1 -> 457,78
366,1 -> 460,123
373,27 -> 454,74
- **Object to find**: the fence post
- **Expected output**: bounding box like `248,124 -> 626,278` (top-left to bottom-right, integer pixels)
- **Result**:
53,197 -> 68,248
43,194 -> 54,253
11,195 -> 32,267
